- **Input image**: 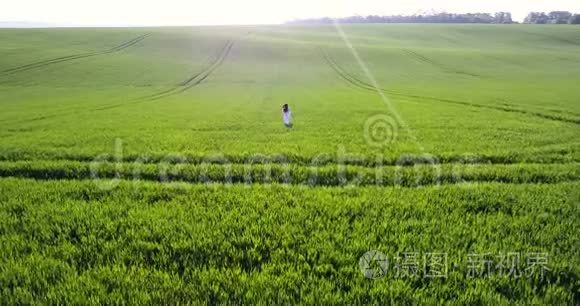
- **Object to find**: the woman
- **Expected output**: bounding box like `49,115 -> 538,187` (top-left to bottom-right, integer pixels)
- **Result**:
282,104 -> 293,128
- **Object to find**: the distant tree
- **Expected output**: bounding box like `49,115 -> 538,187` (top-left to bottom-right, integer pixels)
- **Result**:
366,15 -> 384,23
524,12 -> 549,24
548,11 -> 572,24
494,12 -> 513,24
524,12 -> 535,23
504,12 -> 514,23
536,12 -> 549,24
475,13 -> 494,23
287,11 -> 577,25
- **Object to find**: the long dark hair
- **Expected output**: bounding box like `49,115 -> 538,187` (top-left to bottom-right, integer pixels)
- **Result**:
282,104 -> 289,113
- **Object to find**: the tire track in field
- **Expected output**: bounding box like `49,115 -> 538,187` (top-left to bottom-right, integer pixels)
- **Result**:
1,34 -> 149,75
91,40 -> 236,112
319,48 -> 378,94
514,28 -> 580,47
320,48 -> 579,125
0,35 -> 243,124
545,108 -> 580,118
141,40 -> 235,101
401,48 -> 481,78
2,37 -> 239,123
0,161 -> 577,187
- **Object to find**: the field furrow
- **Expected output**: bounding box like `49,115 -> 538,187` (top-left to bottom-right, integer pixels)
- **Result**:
1,34 -> 149,75
0,160 -> 577,187
322,47 -> 580,125
143,40 -> 235,101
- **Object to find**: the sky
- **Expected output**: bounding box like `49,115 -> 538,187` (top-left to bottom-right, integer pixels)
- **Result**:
1,0 -> 580,26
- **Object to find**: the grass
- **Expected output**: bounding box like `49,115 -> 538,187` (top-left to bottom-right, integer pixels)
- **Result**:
0,24 -> 579,303
0,179 -> 578,303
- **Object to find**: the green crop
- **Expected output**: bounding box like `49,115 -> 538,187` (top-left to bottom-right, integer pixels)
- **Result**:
0,179 -> 578,304
0,24 -> 578,303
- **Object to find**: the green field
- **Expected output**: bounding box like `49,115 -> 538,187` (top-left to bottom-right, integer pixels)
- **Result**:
0,24 -> 579,303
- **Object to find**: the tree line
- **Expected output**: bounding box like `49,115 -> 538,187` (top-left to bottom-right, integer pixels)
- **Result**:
524,11 -> 580,24
287,11 -> 580,25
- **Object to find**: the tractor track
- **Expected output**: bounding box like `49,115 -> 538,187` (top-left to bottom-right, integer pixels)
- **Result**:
320,47 -> 579,125
0,35 -> 243,124
1,34 -> 149,75
0,159 -> 577,187
90,40 -> 236,112
320,48 -> 379,94
0,37 -> 239,124
401,49 -> 480,78
141,40 -> 235,101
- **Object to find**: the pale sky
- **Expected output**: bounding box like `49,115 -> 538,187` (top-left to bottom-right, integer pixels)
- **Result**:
1,0 -> 580,26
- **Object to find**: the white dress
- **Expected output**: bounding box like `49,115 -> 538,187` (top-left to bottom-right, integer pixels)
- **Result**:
283,110 -> 292,125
